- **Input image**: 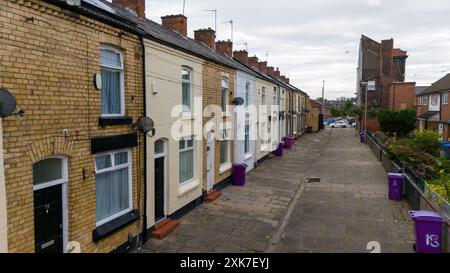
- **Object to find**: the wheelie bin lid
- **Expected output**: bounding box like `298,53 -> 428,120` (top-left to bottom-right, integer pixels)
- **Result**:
408,211 -> 444,222
387,173 -> 403,179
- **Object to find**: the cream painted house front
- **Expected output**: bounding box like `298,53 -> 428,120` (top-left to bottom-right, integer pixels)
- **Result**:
0,119 -> 7,253
144,40 -> 203,228
254,78 -> 277,162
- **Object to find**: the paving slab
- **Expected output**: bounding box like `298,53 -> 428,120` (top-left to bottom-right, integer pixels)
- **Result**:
137,129 -> 415,253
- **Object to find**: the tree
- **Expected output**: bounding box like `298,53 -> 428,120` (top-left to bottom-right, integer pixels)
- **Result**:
330,107 -> 341,117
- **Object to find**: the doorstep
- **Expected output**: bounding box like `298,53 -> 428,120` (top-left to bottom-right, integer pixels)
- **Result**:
151,218 -> 180,240
205,189 -> 222,203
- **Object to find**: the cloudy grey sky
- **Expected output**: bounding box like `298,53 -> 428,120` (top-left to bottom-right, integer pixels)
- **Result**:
142,0 -> 450,99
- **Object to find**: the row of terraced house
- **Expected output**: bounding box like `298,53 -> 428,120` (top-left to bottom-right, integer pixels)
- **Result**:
0,0 -> 316,252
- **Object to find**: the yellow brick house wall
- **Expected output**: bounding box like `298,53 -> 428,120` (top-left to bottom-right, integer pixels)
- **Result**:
0,0 -> 144,252
202,62 -> 235,188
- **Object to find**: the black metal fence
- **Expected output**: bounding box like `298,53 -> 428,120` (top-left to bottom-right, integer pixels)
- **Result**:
366,132 -> 450,252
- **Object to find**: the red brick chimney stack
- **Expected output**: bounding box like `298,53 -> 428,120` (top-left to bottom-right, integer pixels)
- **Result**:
194,28 -> 216,49
248,56 -> 259,69
112,0 -> 146,18
233,50 -> 249,66
258,61 -> 268,73
161,15 -> 188,37
275,67 -> 281,78
216,40 -> 233,57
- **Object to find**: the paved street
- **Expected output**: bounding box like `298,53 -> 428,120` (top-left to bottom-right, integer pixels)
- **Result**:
138,129 -> 415,253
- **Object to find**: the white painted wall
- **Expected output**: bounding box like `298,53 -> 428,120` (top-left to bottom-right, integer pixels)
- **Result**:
0,119 -> 7,252
234,71 -> 255,172
144,40 -> 203,228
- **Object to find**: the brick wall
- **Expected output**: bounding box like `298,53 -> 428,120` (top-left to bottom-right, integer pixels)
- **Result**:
201,62 -> 235,186
0,0 -> 144,252
389,82 -> 416,110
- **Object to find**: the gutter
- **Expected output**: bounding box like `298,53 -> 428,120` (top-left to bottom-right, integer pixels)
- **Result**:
140,36 -> 148,244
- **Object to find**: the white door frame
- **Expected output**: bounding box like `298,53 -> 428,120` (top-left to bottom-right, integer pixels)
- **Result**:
154,140 -> 168,223
32,156 -> 68,253
206,132 -> 215,191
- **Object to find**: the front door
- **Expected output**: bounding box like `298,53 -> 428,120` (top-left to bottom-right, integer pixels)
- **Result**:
206,132 -> 214,191
154,156 -> 165,222
34,184 -> 63,253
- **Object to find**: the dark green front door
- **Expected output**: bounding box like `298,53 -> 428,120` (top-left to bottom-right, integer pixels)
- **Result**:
34,184 -> 63,253
154,157 -> 165,222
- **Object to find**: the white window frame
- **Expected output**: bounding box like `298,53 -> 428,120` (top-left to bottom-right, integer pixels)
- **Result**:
262,87 -> 266,105
221,77 -> 229,114
244,124 -> 250,155
220,130 -> 231,167
179,137 -> 195,185
100,45 -> 125,117
181,67 -> 193,112
245,82 -> 250,108
95,148 -> 133,227
443,92 -> 448,105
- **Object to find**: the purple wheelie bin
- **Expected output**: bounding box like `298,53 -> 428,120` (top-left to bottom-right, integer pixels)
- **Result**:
409,211 -> 444,253
232,163 -> 248,186
284,136 -> 293,149
359,131 -> 365,143
275,142 -> 284,157
387,173 -> 403,201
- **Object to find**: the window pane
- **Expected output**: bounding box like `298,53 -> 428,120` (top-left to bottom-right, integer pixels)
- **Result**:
220,141 -> 228,165
96,167 -> 129,222
101,69 -> 122,115
33,158 -> 63,185
96,155 -> 112,170
222,88 -> 227,112
221,78 -> 228,88
182,69 -> 190,81
244,125 -> 250,154
182,82 -> 191,111
114,152 -> 128,165
100,49 -> 122,68
187,139 -> 193,148
155,140 -> 165,155
179,150 -> 194,183
179,140 -> 185,150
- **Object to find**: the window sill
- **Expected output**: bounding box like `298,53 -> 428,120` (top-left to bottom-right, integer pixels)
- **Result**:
99,116 -> 133,126
92,209 -> 139,242
219,163 -> 232,174
178,179 -> 201,197
244,153 -> 253,160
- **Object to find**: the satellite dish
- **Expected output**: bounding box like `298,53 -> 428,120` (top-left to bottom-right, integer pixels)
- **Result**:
232,97 -> 245,106
136,116 -> 155,135
0,88 -> 17,118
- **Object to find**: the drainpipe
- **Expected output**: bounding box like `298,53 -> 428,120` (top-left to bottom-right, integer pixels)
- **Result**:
140,36 -> 148,244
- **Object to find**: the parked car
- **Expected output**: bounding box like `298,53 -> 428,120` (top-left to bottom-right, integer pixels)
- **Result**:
330,120 -> 349,128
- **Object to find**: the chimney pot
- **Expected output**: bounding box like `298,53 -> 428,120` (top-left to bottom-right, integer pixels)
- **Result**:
161,15 -> 188,37
112,0 -> 146,18
194,28 -> 216,49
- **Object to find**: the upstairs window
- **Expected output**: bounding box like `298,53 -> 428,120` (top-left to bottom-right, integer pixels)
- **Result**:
182,68 -> 192,112
221,77 -> 229,113
443,92 -> 448,105
262,87 -> 266,106
245,82 -> 250,108
100,46 -> 124,116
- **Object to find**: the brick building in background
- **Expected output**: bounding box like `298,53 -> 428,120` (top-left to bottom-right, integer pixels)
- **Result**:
357,35 -> 416,133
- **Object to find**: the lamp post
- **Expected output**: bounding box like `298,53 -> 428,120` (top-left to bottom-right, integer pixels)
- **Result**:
361,82 -> 368,143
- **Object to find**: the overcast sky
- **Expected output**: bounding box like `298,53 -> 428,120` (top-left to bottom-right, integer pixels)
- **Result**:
142,0 -> 450,99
